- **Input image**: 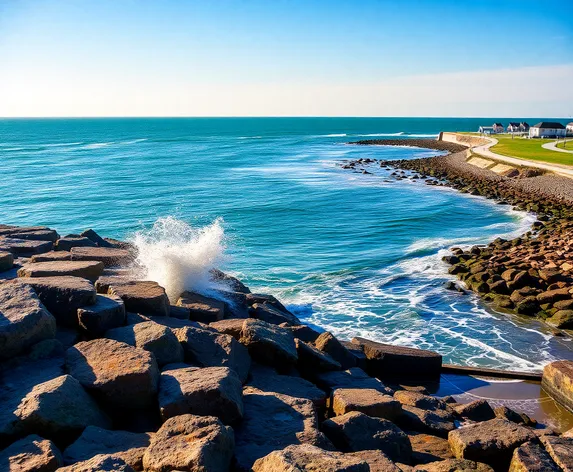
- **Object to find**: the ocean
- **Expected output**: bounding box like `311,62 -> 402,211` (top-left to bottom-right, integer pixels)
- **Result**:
1,117 -> 571,371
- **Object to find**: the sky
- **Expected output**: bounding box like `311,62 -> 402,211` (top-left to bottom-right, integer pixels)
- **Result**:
0,0 -> 572,117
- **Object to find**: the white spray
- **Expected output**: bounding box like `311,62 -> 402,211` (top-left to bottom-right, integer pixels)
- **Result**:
130,216 -> 228,302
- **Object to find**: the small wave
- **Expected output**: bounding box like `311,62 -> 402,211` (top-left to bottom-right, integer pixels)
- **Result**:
311,133 -> 347,138
355,132 -> 405,137
237,136 -> 263,140
130,216 -> 228,301
406,237 -> 477,254
119,138 -> 148,145
82,142 -> 114,149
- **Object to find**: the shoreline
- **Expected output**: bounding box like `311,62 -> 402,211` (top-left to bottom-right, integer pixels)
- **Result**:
343,138 -> 573,335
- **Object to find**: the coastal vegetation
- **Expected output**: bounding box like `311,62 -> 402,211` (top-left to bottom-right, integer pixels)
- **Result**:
490,135 -> 573,165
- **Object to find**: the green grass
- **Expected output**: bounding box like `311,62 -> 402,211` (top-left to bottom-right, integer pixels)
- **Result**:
556,140 -> 573,151
489,135 -> 573,166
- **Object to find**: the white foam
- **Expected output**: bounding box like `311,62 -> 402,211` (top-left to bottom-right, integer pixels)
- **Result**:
129,217 -> 228,301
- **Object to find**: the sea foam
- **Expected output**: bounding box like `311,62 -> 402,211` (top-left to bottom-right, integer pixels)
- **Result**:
130,217 -> 228,301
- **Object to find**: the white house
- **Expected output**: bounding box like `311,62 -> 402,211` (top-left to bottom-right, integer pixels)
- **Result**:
529,122 -> 566,138
507,122 -> 520,133
493,123 -> 504,133
567,122 -> 573,136
479,126 -> 494,135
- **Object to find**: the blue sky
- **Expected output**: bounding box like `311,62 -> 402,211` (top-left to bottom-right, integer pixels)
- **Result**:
1,0 -> 572,116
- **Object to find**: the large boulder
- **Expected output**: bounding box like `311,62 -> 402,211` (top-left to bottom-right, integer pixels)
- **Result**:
56,237 -> 97,252
209,318 -> 244,339
509,441 -> 560,472
315,368 -> 392,395
105,321 -> 183,367
234,388 -> 329,471
540,436 -> 573,472
107,281 -> 169,317
176,291 -> 225,323
399,405 -> 456,438
394,391 -> 451,413
0,225 -> 58,242
351,337 -> 442,380
70,247 -> 133,267
331,388 -> 402,421
63,426 -> 152,470
409,433 -> 454,465
0,434 -> 63,472
0,251 -> 14,272
414,459 -> 493,471
57,454 -> 135,472
0,237 -> 53,255
14,375 -> 110,442
347,450 -> 401,472
77,295 -> 125,337
0,282 -> 56,359
80,229 -> 113,248
251,302 -> 300,326
17,261 -> 104,282
239,319 -> 298,368
159,366 -> 243,424
21,276 -> 96,327
322,411 -> 412,463
252,444 -> 369,471
448,418 -> 536,470
542,360 -> 573,413
65,339 -> 159,409
31,251 -> 72,262
453,400 -> 495,422
176,326 -> 251,383
142,414 -> 234,472
315,332 -> 357,370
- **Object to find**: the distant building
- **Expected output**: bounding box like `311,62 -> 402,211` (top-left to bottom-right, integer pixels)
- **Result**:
493,123 -> 504,133
519,122 -> 530,132
567,122 -> 573,136
507,122 -> 520,133
529,122 -> 566,138
479,126 -> 494,135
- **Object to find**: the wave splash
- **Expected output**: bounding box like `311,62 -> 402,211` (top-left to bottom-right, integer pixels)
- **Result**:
130,217 -> 227,301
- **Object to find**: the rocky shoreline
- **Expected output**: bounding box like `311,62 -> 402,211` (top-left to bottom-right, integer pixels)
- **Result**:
1,222 -> 572,471
344,139 -> 573,334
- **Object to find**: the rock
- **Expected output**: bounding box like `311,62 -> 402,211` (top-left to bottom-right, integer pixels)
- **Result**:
509,441 -> 560,472
547,310 -> 573,329
296,338 -> 342,372
77,295 -> 125,336
247,364 -> 327,413
251,302 -> 300,326
409,433 -> 454,465
159,366 -> 243,424
448,418 -> 536,469
399,405 -> 456,438
414,459 -> 493,471
71,247 -> 133,267
94,275 -> 130,294
537,288 -> 571,304
105,321 -> 183,367
540,435 -> 573,472
56,237 -> 98,251
57,454 -> 135,471
65,339 -> 159,409
63,426 -> 151,470
315,332 -> 357,370
239,319 -> 298,368
322,411 -> 412,463
142,414 -> 234,472
515,296 -> 540,316
332,388 -> 402,421
17,261 -> 104,282
252,444 -> 369,472
31,251 -> 72,262
0,282 -> 56,359
394,391 -> 451,413
15,375 -> 110,442
0,237 -> 53,255
176,291 -> 225,323
210,268 -> 251,293
0,434 -> 63,472
351,337 -> 442,380
108,281 -> 169,317
315,368 -> 392,395
0,251 -> 14,272
493,406 -> 527,425
0,226 -> 58,242
209,318 -> 244,339
234,388 -> 328,471
21,276 -> 96,327
80,229 -> 113,248
282,323 -> 322,343
347,450 -> 401,472
554,299 -> 573,311
542,360 -> 573,413
176,325 -> 251,383
453,400 -> 496,422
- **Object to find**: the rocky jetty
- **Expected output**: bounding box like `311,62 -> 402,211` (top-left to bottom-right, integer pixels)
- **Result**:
1,223 -> 572,471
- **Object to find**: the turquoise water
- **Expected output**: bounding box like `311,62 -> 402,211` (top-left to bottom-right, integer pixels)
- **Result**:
1,118 -> 571,371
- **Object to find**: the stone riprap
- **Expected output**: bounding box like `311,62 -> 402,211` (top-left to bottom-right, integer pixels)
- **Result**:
0,222 -> 571,471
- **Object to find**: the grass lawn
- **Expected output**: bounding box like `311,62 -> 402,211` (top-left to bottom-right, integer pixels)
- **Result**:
489,135 -> 573,166
556,140 -> 573,151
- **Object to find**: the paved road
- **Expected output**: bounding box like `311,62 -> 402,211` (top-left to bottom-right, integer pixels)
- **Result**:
542,140 -> 573,154
471,137 -> 573,179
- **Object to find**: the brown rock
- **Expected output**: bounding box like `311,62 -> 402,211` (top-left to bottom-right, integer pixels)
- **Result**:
70,246 -> 133,267
142,414 -> 234,472
448,418 -> 536,469
296,338 -> 342,372
0,250 -> 14,272
18,261 -> 104,281
399,405 -> 456,438
56,237 -> 97,252
315,332 -> 357,370
57,454 -> 135,471
108,281 -> 169,317
65,339 -> 159,409
282,323 -> 322,343
540,435 -> 573,472
409,433 -> 454,465
332,388 -> 402,421
414,458 -> 493,471
537,288 -> 571,304
322,411 -> 412,463
394,391 -> 451,412
77,294 -> 125,336
0,237 -> 53,255
252,444 -> 369,472
176,291 -> 225,323
239,319 -> 298,368
315,367 -> 393,395
0,434 -> 63,472
542,360 -> 573,413
209,318 -> 244,339
453,400 -> 495,422
31,251 -> 72,262
0,226 -> 58,242
21,276 -> 96,327
509,441 -> 560,472
547,310 -> 573,329
80,229 -> 113,248
0,282 -> 56,359
347,450 -> 401,472
251,302 -> 300,326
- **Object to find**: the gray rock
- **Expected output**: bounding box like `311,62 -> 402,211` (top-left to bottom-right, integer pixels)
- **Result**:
56,237 -> 97,251
296,338 -> 342,372
453,400 -> 496,422
509,441 -> 560,472
251,302 -> 300,326
71,247 -> 133,267
239,319 -> 298,368
57,454 -> 135,471
332,388 -> 402,421
315,367 -> 392,395
540,435 -> 573,472
77,295 -> 126,337
108,281 -> 169,317
399,405 -> 456,438
0,251 -> 14,272
315,332 -> 357,370
80,229 -> 113,248
0,434 -> 63,472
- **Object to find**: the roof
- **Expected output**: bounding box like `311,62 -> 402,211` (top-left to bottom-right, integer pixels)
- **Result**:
532,122 -> 565,129
494,123 -> 503,126
508,122 -> 520,127
520,122 -> 529,127
567,122 -> 573,127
